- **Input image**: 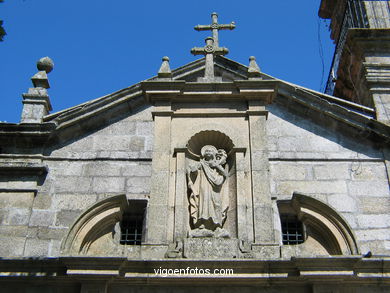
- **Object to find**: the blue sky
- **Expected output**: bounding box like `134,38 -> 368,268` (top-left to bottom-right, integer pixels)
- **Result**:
0,0 -> 334,123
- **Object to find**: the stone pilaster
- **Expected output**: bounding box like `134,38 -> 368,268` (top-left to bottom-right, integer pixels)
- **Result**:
364,61 -> 390,124
247,100 -> 275,245
235,150 -> 253,243
144,102 -> 172,244
173,150 -> 187,240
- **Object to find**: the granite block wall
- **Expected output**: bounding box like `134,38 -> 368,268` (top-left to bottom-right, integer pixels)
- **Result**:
0,107 -> 154,257
268,105 -> 390,255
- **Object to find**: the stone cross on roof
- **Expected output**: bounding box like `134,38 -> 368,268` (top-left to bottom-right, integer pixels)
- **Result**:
191,37 -> 228,82
194,12 -> 235,48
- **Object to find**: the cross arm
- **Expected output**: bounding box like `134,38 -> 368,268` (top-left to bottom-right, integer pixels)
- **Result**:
194,25 -> 212,31
218,22 -> 236,30
214,47 -> 229,55
191,47 -> 205,55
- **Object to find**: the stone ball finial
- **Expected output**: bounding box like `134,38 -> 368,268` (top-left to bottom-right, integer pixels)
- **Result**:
162,56 -> 170,62
37,57 -> 54,73
211,12 -> 218,16
249,56 -> 256,61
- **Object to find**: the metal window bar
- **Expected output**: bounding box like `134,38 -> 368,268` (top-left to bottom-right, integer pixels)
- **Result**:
281,215 -> 304,245
324,0 -> 369,96
120,215 -> 143,245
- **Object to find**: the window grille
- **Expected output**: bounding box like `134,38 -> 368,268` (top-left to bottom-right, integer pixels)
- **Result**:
281,215 -> 304,245
119,200 -> 147,245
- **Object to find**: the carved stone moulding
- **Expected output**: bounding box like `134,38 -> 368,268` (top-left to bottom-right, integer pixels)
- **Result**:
278,192 -> 359,257
61,194 -> 129,255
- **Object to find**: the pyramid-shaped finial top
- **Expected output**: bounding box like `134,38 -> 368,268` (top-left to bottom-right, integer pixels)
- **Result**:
248,56 -> 262,79
158,56 -> 172,79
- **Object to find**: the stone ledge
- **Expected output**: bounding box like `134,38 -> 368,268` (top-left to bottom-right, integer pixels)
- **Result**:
0,162 -> 48,176
0,256 -> 389,285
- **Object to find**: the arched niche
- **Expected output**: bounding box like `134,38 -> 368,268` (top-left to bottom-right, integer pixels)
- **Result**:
278,192 -> 359,256
186,130 -> 235,158
61,194 -> 129,255
184,130 -> 238,238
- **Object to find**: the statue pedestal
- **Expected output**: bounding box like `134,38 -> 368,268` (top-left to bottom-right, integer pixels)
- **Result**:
183,238 -> 239,259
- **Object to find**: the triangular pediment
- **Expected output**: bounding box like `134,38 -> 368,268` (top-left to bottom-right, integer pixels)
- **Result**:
1,56 -> 389,147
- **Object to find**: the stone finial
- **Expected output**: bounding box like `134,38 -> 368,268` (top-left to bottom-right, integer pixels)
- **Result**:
37,56 -> 54,73
248,56 -> 262,79
158,56 -> 172,79
20,57 -> 53,123
31,57 -> 54,89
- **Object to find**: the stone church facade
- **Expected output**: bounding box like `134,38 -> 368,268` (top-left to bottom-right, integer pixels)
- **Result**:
0,1 -> 389,292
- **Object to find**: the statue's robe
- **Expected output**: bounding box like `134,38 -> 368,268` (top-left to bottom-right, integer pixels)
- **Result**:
188,159 -> 227,230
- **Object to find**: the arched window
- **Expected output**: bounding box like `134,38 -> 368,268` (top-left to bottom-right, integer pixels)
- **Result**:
277,192 -> 359,256
61,194 -> 148,255
119,200 -> 147,245
280,215 -> 305,245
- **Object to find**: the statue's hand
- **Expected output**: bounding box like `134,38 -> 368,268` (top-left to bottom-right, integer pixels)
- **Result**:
209,161 -> 216,168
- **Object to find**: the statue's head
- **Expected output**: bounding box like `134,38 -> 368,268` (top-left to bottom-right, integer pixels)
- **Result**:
201,145 -> 217,159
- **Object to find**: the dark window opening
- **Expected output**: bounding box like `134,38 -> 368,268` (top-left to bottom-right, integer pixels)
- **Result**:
120,200 -> 147,245
281,215 -> 304,245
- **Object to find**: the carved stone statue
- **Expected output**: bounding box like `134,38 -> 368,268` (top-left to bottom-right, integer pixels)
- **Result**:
186,145 -> 230,238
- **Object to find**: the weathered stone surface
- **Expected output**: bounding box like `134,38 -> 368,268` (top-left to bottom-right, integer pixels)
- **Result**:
347,180 -> 389,197
37,227 -> 68,240
55,210 -> 81,227
126,177 -> 150,194
54,176 -> 92,193
359,197 -> 390,214
32,193 -> 52,209
121,163 -> 152,177
357,214 -> 390,229
313,164 -> 351,180
93,135 -> 133,151
355,229 -> 390,241
82,162 -> 122,177
129,136 -> 145,152
52,194 -> 97,210
136,121 -> 153,136
340,213 -> 358,229
251,245 -> 280,258
24,238 -> 50,256
0,192 -> 34,208
183,238 -> 239,259
0,225 -> 28,237
327,194 -> 357,212
6,208 -> 31,226
350,162 -> 388,180
29,209 -> 55,227
49,239 -> 62,257
276,180 -> 347,195
0,236 -> 25,256
270,163 -> 306,181
92,177 -> 125,193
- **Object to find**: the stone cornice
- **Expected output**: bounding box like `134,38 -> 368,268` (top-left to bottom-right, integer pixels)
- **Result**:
277,82 -> 390,143
141,80 -> 278,104
346,29 -> 390,53
1,56 -> 389,148
0,122 -> 56,145
0,162 -> 48,175
0,257 -> 389,285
